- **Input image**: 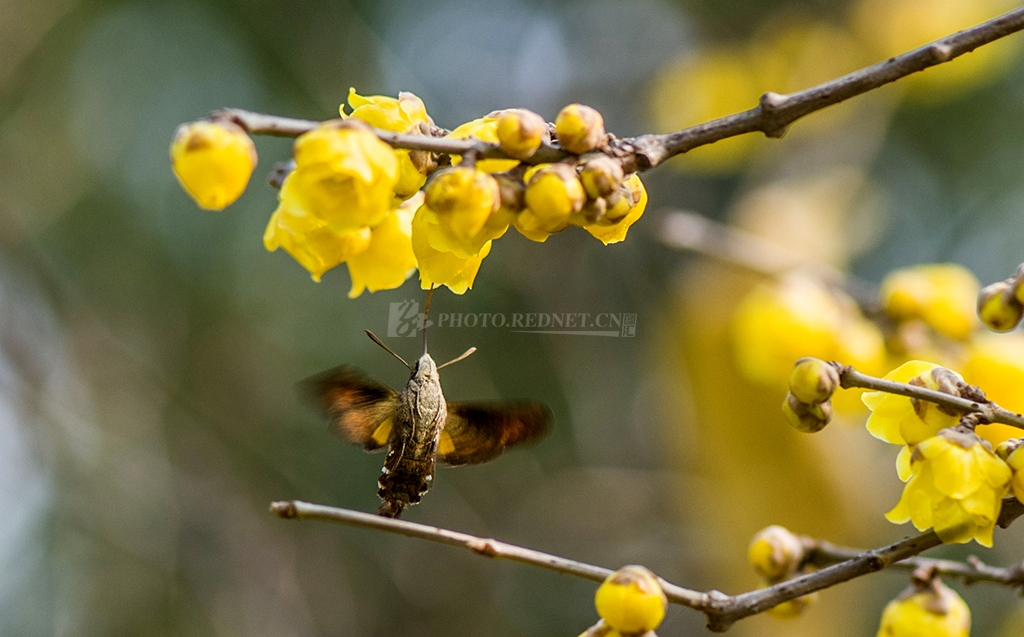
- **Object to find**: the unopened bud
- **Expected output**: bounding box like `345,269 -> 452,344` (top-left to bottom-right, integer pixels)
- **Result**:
748,525 -> 804,581
170,119 -> 257,210
496,109 -> 547,160
782,392 -> 832,433
594,565 -> 667,635
555,104 -> 607,154
978,280 -> 1024,332
525,163 -> 586,222
579,156 -> 625,199
788,358 -> 839,405
424,167 -> 500,240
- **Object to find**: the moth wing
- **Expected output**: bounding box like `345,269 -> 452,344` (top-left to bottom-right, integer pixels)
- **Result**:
303,366 -> 399,451
438,401 -> 552,466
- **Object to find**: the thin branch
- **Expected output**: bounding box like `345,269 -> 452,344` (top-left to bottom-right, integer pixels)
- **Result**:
629,6 -> 1024,168
837,365 -> 1024,431
270,498 -> 1024,633
805,538 -> 1024,589
219,7 -> 1024,171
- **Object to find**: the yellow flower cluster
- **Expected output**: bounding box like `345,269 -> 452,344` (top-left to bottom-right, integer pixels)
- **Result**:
887,428 -> 1010,546
172,93 -> 647,296
881,264 -> 980,342
876,577 -> 970,637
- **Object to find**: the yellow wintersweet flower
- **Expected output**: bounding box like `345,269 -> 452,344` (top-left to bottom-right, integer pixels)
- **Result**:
998,440 -> 1024,505
880,264 -> 980,341
346,194 -> 420,298
886,429 -> 1011,546
264,178 -> 372,282
593,566 -> 666,635
862,361 -> 962,446
446,117 -> 520,173
963,332 -> 1024,446
580,174 -> 647,245
170,120 -> 257,210
516,164 -> 585,242
411,205 -> 492,294
343,89 -> 433,198
876,577 -> 970,637
287,120 -> 400,232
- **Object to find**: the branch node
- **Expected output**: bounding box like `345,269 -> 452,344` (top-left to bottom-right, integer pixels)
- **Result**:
270,500 -> 298,518
468,538 -> 500,557
930,43 -> 954,62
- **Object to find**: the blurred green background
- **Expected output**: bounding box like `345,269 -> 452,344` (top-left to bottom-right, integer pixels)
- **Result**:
3,0 -> 1024,635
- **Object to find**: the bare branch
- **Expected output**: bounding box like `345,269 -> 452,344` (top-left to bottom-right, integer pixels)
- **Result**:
270,498 -> 1024,633
630,6 -> 1024,168
805,537 -> 1024,589
219,7 -> 1024,172
837,365 -> 1024,431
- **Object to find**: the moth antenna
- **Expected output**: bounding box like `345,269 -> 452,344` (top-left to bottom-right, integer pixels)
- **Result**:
438,347 -> 477,370
365,330 -> 411,369
422,285 -> 435,355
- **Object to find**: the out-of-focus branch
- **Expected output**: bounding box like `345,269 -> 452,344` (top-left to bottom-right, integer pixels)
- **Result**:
838,364 -> 1024,431
270,498 -> 1024,633
222,7 -> 1024,171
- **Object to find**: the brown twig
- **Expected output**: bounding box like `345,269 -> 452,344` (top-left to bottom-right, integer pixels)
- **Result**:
270,498 -> 1024,632
837,365 -> 1024,431
220,7 -> 1024,171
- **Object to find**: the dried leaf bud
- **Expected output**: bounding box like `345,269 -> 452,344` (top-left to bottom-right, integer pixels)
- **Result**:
171,119 -> 257,210
496,109 -> 547,160
978,280 -> 1024,332
593,565 -> 667,634
748,525 -> 805,581
555,103 -> 607,154
579,156 -> 625,199
788,357 -> 840,405
782,392 -> 832,433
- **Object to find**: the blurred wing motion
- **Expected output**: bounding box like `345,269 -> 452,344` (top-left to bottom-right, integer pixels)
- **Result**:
438,401 -> 552,466
305,366 -> 398,451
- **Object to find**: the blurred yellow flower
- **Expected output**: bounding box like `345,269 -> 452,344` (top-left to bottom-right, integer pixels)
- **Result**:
862,361 -> 962,446
264,177 -> 372,282
747,525 -> 804,581
446,118 -> 520,173
346,194 -> 420,298
1001,441 -> 1024,505
650,45 -> 761,173
580,174 -> 648,245
876,578 -> 970,637
170,120 -> 257,210
851,0 -> 1019,101
731,273 -> 885,390
880,264 -> 980,341
963,332 -> 1024,445
343,89 -> 432,198
287,121 -> 400,232
411,205 -> 492,294
886,429 -> 1011,546
593,565 -> 666,634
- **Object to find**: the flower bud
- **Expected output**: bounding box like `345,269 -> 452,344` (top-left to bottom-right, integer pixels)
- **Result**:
424,167 -> 501,240
782,392 -> 832,433
999,438 -> 1024,504
523,164 -> 586,226
876,577 -> 970,637
766,592 -> 817,621
748,525 -> 804,581
170,119 -> 257,210
555,103 -> 607,154
978,280 -> 1024,332
496,109 -> 547,160
579,156 -> 625,199
593,565 -> 667,634
788,357 -> 840,405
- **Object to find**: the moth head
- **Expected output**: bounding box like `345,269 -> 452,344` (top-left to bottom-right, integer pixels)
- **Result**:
414,353 -> 438,381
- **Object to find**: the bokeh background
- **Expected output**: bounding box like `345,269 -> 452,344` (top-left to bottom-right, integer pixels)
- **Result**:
4,0 -> 1024,635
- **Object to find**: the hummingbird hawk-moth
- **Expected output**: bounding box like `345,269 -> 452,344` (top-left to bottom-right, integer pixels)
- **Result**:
308,310 -> 551,518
